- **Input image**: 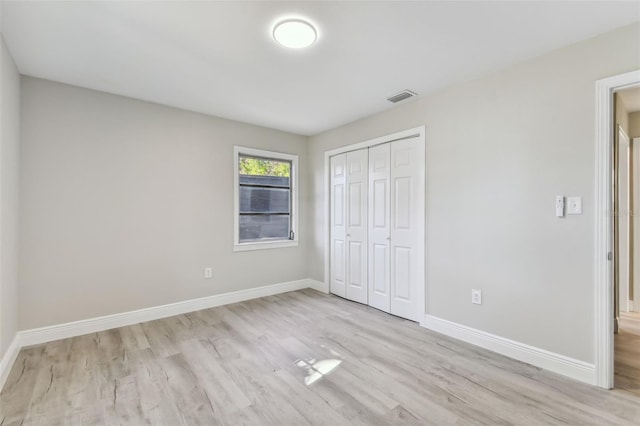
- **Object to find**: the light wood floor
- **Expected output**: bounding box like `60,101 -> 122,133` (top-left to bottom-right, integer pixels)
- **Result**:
616,311 -> 640,397
2,289 -> 640,425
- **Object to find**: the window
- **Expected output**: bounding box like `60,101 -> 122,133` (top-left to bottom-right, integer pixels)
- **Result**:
233,146 -> 298,251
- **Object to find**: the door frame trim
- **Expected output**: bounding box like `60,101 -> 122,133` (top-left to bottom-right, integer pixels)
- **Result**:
594,70 -> 640,388
632,137 -> 640,312
323,126 -> 426,320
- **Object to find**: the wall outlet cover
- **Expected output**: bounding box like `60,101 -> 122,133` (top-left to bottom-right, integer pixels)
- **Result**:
204,267 -> 213,279
471,289 -> 482,305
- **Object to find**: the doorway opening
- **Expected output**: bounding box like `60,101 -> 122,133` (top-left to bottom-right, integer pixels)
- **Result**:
613,86 -> 640,395
595,69 -> 640,389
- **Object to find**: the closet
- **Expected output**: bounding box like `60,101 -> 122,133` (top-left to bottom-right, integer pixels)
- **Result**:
330,136 -> 424,321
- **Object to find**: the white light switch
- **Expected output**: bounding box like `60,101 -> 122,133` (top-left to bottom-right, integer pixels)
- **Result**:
567,196 -> 582,215
555,196 -> 565,217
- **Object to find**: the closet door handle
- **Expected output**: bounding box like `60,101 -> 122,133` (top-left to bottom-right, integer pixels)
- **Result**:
387,237 -> 391,241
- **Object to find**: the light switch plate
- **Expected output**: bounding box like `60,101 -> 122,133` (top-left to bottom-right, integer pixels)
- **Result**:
555,195 -> 565,217
567,196 -> 582,215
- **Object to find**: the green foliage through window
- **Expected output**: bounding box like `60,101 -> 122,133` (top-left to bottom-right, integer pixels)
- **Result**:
240,156 -> 290,177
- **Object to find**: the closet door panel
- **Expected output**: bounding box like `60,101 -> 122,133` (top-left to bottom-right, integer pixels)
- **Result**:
348,241 -> 364,289
393,246 -> 412,300
330,154 -> 347,298
394,177 -> 412,229
345,149 -> 368,304
368,143 -> 391,312
390,139 -> 421,320
372,244 -> 388,293
349,183 -> 363,226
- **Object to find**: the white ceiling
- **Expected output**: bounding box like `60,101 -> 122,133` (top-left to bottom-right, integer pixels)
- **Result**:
1,1 -> 639,135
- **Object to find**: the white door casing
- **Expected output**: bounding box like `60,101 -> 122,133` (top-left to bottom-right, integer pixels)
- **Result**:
594,69 -> 640,389
368,143 -> 391,312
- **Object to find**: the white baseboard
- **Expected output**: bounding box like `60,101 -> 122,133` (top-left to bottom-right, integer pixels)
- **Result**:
1,278 -> 316,391
0,335 -> 21,391
306,279 -> 329,293
421,315 -> 596,386
19,279 -> 311,348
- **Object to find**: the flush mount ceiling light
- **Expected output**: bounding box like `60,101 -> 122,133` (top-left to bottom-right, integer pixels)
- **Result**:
273,19 -> 317,49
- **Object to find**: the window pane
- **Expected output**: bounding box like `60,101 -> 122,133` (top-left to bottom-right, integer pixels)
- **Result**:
239,156 -> 290,177
240,186 -> 290,213
237,152 -> 294,244
239,215 -> 290,241
239,175 -> 290,188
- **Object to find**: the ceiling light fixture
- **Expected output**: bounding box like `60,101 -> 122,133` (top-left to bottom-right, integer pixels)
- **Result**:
273,19 -> 317,49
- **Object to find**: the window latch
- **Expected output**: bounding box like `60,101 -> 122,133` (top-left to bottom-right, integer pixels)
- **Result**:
289,230 -> 295,240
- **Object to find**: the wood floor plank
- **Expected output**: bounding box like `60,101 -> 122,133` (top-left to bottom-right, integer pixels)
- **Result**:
2,289 -> 640,425
616,317 -> 640,398
22,338 -> 75,423
0,346 -> 46,425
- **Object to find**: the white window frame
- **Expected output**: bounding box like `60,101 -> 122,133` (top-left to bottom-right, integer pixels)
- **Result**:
233,146 -> 299,252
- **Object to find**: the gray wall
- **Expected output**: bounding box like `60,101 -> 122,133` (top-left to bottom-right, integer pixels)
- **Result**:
616,94 -> 630,136
0,35 -> 20,356
308,23 -> 640,363
630,111 -> 640,138
19,77 -> 308,329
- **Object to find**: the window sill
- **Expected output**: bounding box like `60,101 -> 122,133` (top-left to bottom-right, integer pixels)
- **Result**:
233,240 -> 299,252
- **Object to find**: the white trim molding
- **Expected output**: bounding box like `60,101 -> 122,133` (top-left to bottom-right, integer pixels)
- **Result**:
422,315 -> 596,386
0,336 -> 21,391
594,69 -> 640,389
0,278 -> 321,391
18,279 -> 310,348
307,279 -> 329,293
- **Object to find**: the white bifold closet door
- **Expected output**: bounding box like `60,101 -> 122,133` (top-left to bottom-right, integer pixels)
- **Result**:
330,149 -> 368,304
368,138 -> 423,321
368,143 -> 392,312
331,137 -> 422,321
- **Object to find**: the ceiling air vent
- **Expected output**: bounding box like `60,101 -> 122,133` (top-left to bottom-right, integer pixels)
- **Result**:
387,90 -> 417,103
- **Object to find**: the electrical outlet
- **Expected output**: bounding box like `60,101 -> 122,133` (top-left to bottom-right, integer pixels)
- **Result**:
471,289 -> 482,305
204,267 -> 213,279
